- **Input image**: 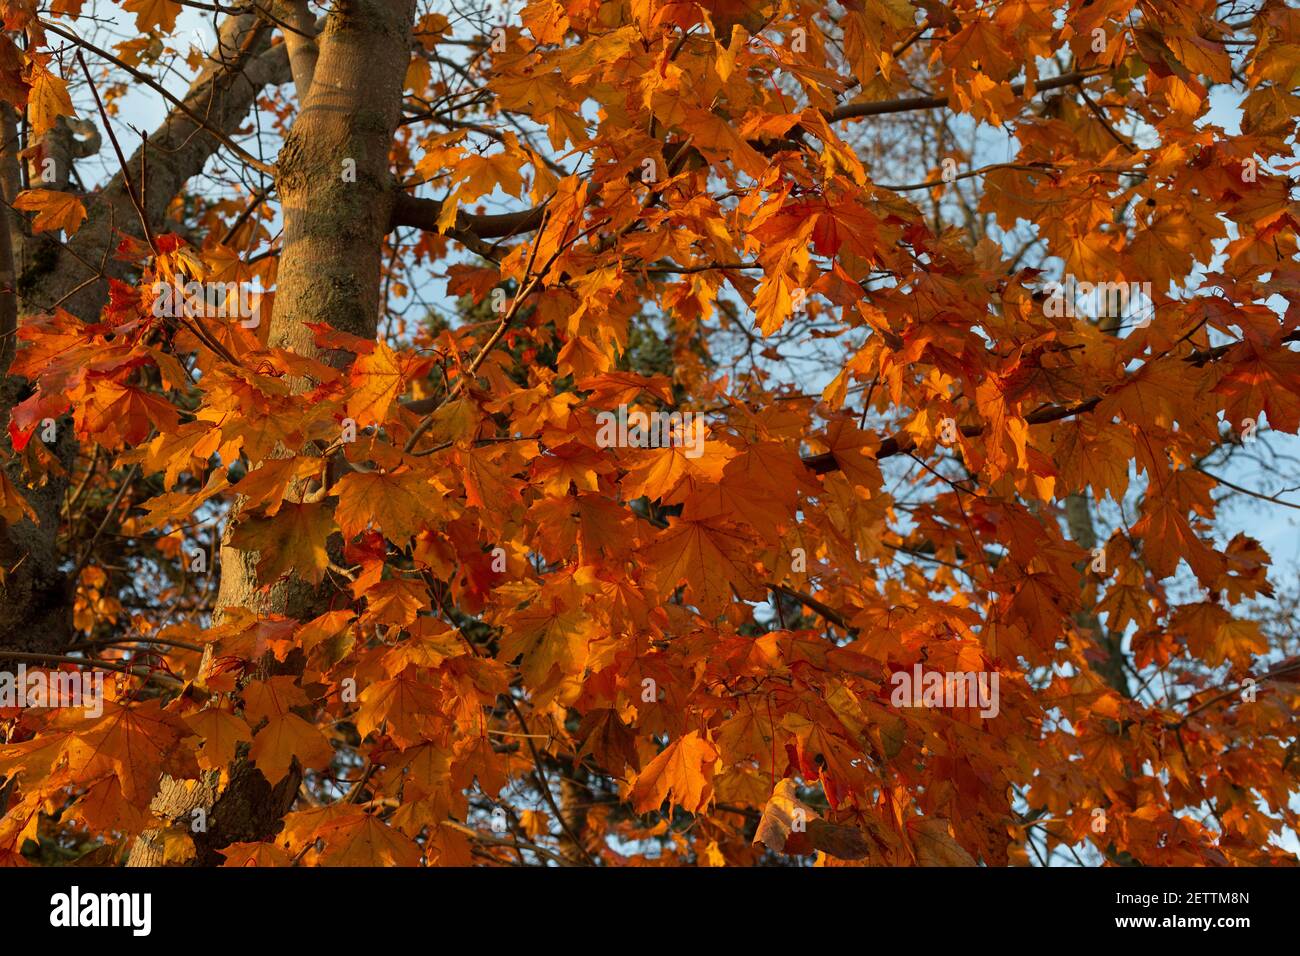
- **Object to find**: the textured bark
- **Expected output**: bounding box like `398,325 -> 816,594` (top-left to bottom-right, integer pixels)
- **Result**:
0,130 -> 15,382
127,644 -> 309,867
216,0 -> 415,620
126,759 -> 301,867
0,101 -> 72,653
266,0 -> 413,355
0,101 -> 76,654
0,116 -> 98,652
0,105 -> 21,268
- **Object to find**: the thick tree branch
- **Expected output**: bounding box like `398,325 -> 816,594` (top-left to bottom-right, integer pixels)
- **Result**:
389,192 -> 549,239
828,67 -> 1109,121
270,0 -> 320,100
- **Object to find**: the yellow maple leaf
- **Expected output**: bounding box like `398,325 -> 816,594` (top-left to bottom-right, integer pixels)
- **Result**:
643,517 -> 763,617
498,600 -> 592,687
62,700 -> 196,803
355,672 -> 438,747
26,60 -> 74,139
123,0 -> 181,33
0,469 -> 37,525
219,841 -> 292,867
334,468 -> 432,541
345,339 -> 404,424
248,712 -> 334,785
629,730 -> 719,814
314,813 -> 422,866
183,708 -> 252,775
13,188 -> 86,235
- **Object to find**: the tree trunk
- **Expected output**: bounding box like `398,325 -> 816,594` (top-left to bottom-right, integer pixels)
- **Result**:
216,0 -> 415,619
128,0 -> 418,866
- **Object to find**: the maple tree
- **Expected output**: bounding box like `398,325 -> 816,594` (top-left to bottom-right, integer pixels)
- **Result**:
0,0 -> 1297,869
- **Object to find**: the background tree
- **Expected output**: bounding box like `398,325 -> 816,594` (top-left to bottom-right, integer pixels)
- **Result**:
0,0 -> 1298,866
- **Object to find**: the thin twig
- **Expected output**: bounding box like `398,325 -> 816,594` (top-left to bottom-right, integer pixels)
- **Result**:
505,695 -> 597,866
0,651 -> 186,691
76,50 -> 156,256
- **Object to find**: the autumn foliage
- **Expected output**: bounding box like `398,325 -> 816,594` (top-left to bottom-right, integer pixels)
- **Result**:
0,0 -> 1299,867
